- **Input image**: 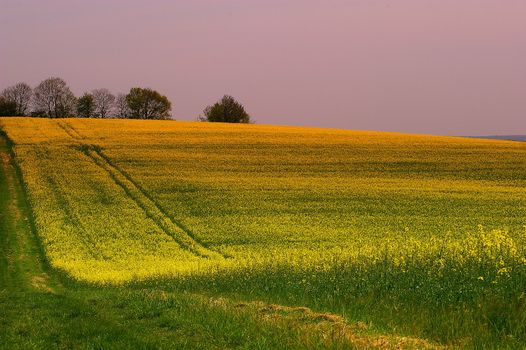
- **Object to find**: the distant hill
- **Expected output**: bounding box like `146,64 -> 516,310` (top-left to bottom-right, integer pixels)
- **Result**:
469,135 -> 526,142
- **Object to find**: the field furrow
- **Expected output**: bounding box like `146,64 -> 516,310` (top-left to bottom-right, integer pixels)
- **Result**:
83,146 -> 224,259
58,120 -> 225,259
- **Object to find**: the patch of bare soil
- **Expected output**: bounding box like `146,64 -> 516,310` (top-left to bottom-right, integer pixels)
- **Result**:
31,274 -> 55,294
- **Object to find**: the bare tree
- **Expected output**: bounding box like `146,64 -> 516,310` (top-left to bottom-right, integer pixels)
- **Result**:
33,77 -> 76,118
1,82 -> 32,116
92,88 -> 115,118
114,93 -> 130,118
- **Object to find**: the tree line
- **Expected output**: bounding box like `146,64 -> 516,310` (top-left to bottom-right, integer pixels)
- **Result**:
0,77 -> 251,123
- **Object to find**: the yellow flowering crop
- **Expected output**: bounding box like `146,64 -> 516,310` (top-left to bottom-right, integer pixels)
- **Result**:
0,117 -> 525,284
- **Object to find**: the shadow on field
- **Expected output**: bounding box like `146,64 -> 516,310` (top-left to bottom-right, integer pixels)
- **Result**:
143,248 -> 526,348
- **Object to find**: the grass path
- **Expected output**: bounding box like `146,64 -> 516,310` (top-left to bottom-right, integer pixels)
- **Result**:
0,134 -> 154,348
0,133 -> 444,349
0,135 -> 58,293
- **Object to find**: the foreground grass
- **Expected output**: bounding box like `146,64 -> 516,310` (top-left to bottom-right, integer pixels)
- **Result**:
0,134 -> 442,349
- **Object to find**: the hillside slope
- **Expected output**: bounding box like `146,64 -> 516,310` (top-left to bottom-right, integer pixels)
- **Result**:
2,124 -> 444,349
1,117 -> 526,348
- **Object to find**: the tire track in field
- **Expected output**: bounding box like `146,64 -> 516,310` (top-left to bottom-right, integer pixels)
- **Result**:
57,121 -> 225,260
58,121 -> 84,140
91,148 -> 232,258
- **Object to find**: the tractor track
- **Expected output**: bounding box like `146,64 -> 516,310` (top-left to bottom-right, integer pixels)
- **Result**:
57,121 -> 226,260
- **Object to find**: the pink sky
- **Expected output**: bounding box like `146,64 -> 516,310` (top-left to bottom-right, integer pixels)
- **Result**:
1,0 -> 525,135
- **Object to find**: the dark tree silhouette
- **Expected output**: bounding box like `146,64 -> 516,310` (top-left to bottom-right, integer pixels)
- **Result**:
0,96 -> 18,116
125,87 -> 171,120
201,95 -> 250,123
77,93 -> 95,118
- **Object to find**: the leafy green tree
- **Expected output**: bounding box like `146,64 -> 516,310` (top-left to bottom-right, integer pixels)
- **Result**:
201,95 -> 251,123
125,87 -> 171,120
0,96 -> 18,116
77,93 -> 95,118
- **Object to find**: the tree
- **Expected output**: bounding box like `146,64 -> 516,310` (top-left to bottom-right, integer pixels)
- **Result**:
33,77 -> 76,118
125,87 -> 172,120
201,95 -> 250,123
0,97 -> 17,116
92,88 -> 115,118
1,82 -> 32,116
114,93 -> 130,118
77,93 -> 95,118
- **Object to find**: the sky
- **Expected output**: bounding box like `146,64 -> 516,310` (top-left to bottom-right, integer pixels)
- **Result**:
0,0 -> 525,136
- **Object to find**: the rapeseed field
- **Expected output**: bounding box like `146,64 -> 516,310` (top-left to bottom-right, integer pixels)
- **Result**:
1,117 -> 525,347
